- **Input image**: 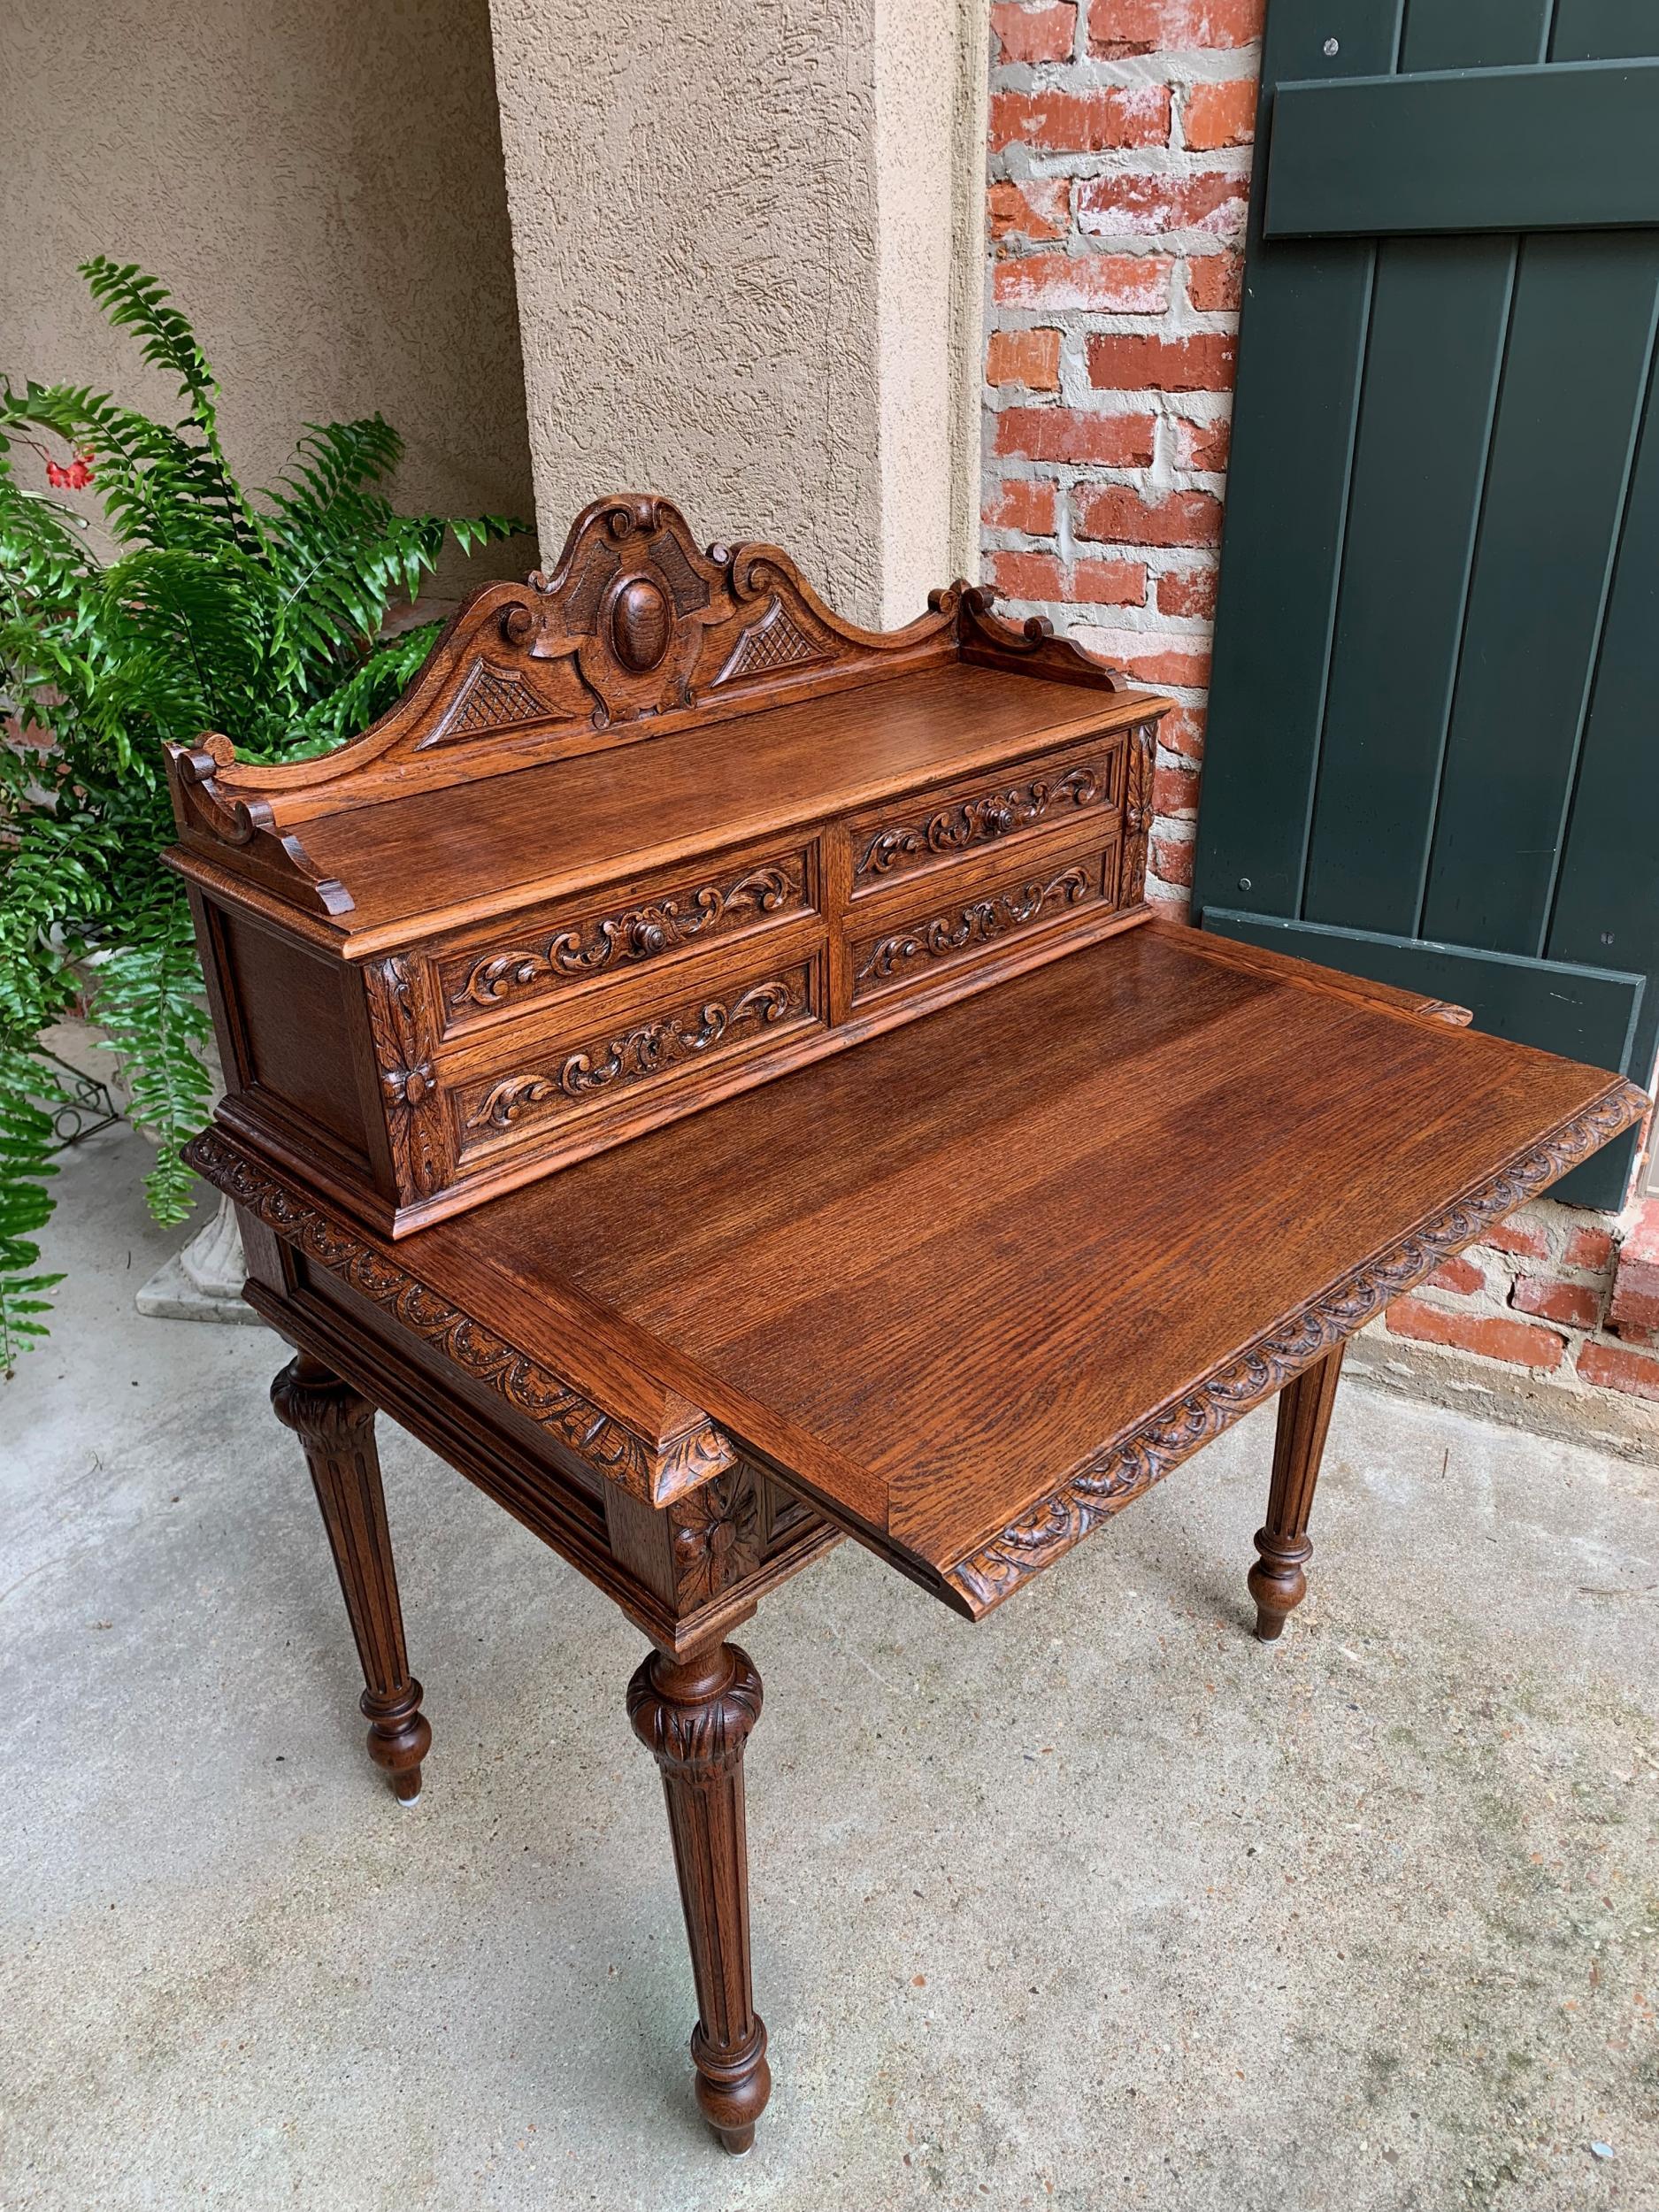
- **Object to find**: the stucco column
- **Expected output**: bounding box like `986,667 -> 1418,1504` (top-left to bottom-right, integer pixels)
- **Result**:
488,0 -> 986,626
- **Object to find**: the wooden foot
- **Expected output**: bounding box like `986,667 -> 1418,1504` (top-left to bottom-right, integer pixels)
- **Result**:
271,1354 -> 432,1800
1249,1342 -> 1345,1642
627,1640 -> 770,2154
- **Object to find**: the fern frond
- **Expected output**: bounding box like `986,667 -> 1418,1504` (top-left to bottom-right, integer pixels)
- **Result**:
0,1047 -> 66,1377
88,892 -> 213,1225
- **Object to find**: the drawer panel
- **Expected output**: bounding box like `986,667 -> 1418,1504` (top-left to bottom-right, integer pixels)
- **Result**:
847,736 -> 1124,897
849,845 -> 1119,1007
437,841 -> 815,1036
451,956 -> 822,1162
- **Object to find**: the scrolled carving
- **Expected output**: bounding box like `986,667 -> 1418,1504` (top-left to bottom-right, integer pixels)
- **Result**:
855,762 -> 1109,883
944,1079 -> 1650,1613
449,858 -> 804,1010
361,957 -> 445,1197
671,1467 -> 764,1609
463,975 -> 806,1134
855,865 -> 1093,987
186,1129 -> 735,1504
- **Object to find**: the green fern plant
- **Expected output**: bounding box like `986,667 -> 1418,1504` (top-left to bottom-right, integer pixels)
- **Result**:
0,258 -> 525,1373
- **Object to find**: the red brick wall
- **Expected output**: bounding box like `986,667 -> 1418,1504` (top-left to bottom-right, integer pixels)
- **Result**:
983,0 -> 1262,916
979,0 -> 1658,1424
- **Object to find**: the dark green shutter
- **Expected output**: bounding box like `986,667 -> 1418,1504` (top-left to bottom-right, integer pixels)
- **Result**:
1194,0 -> 1659,1207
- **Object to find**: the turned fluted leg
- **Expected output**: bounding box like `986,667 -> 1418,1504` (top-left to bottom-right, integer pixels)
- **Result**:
270,1354 -> 431,1801
1249,1342 -> 1346,1642
627,1640 -> 770,2154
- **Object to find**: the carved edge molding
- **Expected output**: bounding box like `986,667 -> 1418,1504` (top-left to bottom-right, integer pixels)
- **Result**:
941,1079 -> 1651,1616
185,1127 -> 736,1507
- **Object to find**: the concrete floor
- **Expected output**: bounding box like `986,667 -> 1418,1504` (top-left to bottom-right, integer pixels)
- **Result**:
4,1124 -> 1659,2212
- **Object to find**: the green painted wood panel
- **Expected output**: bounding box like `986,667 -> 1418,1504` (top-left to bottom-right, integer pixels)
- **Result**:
1203,908 -> 1644,1071
1421,234 -> 1659,953
1265,60 -> 1659,238
1197,0 -> 1659,1208
1194,0 -> 1402,926
1553,0 -> 1655,65
1302,0 -> 1547,933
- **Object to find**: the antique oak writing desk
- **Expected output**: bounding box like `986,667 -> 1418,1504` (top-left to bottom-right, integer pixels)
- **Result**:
167,498 -> 1647,2152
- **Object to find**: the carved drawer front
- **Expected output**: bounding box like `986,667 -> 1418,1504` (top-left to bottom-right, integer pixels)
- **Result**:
436,842 -> 815,1038
846,736 -> 1125,898
451,956 -> 822,1163
849,843 -> 1119,1008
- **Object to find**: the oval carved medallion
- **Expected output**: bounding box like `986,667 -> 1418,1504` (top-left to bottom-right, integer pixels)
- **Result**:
611,575 -> 673,672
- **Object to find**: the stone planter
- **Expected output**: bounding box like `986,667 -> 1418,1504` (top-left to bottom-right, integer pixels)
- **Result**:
64,985 -> 261,1328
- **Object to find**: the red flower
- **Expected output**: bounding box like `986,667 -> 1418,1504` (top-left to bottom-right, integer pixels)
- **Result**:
44,447 -> 95,490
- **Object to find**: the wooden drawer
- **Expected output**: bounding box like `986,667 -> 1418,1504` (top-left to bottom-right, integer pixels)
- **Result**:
449,952 -> 825,1169
848,839 -> 1122,1009
436,838 -> 817,1039
846,733 -> 1125,898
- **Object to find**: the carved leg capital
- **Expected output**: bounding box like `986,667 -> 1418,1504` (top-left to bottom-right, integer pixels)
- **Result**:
271,1354 -> 430,1799
628,1642 -> 770,2153
1249,1342 -> 1345,1642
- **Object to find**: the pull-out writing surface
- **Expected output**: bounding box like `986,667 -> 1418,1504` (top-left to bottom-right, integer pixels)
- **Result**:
194,922 -> 1646,1617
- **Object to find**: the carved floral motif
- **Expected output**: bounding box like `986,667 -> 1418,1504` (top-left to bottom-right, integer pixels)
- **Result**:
855,865 -> 1093,988
671,1467 -> 764,1609
361,958 -> 444,1197
185,1129 -> 734,1503
464,977 -> 804,1133
449,859 -> 804,1010
943,1080 -> 1650,1613
855,762 -> 1107,883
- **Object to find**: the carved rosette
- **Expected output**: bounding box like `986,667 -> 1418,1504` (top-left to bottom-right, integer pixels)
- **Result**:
449,858 -> 804,1010
670,1467 -> 764,1609
856,865 -> 1092,987
943,1079 -> 1650,1613
1118,722 -> 1155,908
361,957 -> 446,1198
186,1130 -> 736,1504
464,976 -> 805,1135
855,762 -> 1107,884
627,1643 -> 764,1779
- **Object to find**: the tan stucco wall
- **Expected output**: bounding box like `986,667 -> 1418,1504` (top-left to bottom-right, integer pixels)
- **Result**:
488,0 -> 985,626
1,0 -> 537,596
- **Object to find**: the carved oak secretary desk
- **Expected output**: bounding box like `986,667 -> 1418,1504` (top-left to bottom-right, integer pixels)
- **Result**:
164,495 -> 1646,2153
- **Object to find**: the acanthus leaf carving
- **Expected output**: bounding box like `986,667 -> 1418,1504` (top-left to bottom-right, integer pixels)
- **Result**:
463,975 -> 806,1135
1118,721 -> 1155,908
361,957 -> 445,1197
449,858 -> 805,1011
855,865 -> 1094,987
855,761 -> 1110,884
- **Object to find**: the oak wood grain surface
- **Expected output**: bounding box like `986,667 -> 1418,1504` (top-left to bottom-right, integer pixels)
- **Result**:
296,666 -> 1150,947
199,921 -> 1642,1609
